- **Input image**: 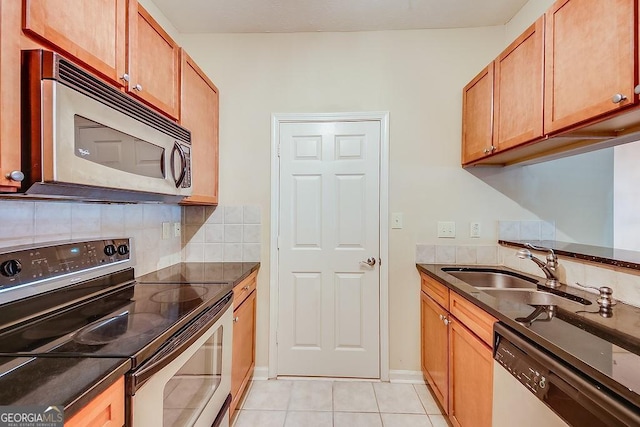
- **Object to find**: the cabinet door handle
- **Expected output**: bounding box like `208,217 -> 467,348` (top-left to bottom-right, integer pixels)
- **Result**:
635,85 -> 640,95
233,317 -> 239,323
443,317 -> 450,326
120,73 -> 130,82
612,93 -> 627,104
6,171 -> 24,182
133,83 -> 143,91
438,314 -> 444,320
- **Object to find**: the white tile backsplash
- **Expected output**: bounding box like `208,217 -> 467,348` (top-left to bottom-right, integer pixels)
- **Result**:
435,246 -> 456,264
0,200 -> 181,277
415,244 -> 436,264
455,246 -> 477,264
183,205 -> 261,262
519,221 -> 541,241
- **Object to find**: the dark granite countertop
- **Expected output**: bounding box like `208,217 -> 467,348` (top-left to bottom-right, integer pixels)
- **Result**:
0,356 -> 130,420
499,239 -> 640,271
137,262 -> 260,286
417,263 -> 640,410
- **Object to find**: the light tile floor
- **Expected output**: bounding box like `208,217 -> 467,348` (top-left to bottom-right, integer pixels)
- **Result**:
233,380 -> 447,427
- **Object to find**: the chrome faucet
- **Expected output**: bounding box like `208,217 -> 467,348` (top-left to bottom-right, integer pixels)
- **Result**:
516,243 -> 560,288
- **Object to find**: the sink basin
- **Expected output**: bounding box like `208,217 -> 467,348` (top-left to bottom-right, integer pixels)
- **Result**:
441,267 -> 538,289
482,289 -> 591,307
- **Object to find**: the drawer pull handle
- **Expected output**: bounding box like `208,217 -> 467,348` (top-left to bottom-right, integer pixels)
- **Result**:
243,285 -> 250,291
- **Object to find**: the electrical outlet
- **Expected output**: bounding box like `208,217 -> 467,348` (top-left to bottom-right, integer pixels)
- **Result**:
173,222 -> 181,238
437,221 -> 456,238
470,222 -> 481,238
391,212 -> 403,229
162,222 -> 171,240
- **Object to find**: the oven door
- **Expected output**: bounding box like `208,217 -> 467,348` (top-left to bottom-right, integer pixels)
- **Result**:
129,294 -> 232,427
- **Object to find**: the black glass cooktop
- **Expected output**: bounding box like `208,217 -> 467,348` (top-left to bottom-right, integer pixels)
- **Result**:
0,277 -> 233,367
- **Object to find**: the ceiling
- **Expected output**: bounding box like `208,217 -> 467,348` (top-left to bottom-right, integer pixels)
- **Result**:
150,0 -> 530,33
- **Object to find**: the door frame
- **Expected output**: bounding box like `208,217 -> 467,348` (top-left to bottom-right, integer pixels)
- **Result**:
269,111 -> 390,380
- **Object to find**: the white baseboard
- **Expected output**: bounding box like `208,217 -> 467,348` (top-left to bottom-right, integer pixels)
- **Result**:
252,366 -> 269,381
389,370 -> 426,384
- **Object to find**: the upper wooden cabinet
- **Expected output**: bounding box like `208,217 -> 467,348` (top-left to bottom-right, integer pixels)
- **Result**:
127,1 -> 181,119
462,0 -> 640,167
544,0 -> 636,134
23,0 -> 127,87
0,0 -> 22,191
180,50 -> 219,205
462,63 -> 494,164
494,16 -> 544,152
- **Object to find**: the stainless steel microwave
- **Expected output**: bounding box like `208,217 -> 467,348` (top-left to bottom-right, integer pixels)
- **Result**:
18,50 -> 192,203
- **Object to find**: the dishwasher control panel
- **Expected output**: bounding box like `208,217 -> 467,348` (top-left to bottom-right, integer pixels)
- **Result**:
494,336 -> 549,399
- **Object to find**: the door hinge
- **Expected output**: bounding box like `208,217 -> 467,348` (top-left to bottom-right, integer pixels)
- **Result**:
277,143 -> 281,157
277,236 -> 281,250
379,257 -> 382,266
276,330 -> 278,345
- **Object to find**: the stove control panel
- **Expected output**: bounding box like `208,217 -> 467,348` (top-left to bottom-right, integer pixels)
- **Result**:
494,335 -> 549,399
0,238 -> 130,288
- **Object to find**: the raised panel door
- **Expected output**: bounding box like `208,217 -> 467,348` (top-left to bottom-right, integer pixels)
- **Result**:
231,290 -> 256,416
180,50 -> 219,205
462,64 -> 494,164
449,319 -> 493,427
0,0 -> 22,191
127,1 -> 180,119
23,0 -> 126,86
421,291 -> 449,414
544,0 -> 636,134
494,16 -> 544,151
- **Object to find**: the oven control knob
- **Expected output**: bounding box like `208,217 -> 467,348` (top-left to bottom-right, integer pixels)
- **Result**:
117,244 -> 129,256
104,244 -> 117,257
0,260 -> 22,277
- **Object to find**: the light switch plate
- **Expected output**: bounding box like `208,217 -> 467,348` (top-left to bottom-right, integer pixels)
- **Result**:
162,222 -> 171,240
470,222 -> 481,238
391,212 -> 403,229
437,221 -> 456,238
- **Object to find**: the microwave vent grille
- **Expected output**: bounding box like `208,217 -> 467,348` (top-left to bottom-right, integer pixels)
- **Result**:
55,57 -> 190,144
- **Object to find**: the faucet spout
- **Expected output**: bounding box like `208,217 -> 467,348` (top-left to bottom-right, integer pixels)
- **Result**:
516,244 -> 561,288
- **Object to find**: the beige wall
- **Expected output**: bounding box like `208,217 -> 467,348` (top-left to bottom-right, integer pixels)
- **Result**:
176,27 -> 553,372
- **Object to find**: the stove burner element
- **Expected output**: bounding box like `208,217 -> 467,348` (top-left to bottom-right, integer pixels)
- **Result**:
150,286 -> 207,303
73,312 -> 166,345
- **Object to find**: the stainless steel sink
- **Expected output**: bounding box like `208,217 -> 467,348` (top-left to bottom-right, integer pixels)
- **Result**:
441,267 -> 538,289
481,289 -> 590,307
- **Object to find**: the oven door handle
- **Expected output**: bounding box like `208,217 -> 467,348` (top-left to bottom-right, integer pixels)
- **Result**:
170,142 -> 187,188
129,293 -> 232,393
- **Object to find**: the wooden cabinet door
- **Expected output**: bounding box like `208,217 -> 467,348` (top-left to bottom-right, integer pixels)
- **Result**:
127,1 -> 180,119
0,0 -> 22,191
23,0 -> 126,86
421,291 -> 449,414
65,377 -> 125,427
462,63 -> 494,165
449,319 -> 493,427
494,16 -> 544,151
544,0 -> 636,134
231,290 -> 256,415
180,50 -> 219,205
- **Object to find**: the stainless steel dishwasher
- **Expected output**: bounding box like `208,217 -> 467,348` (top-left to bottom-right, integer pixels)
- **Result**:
492,323 -> 640,427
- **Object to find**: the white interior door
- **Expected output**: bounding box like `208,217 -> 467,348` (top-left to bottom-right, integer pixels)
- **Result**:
277,120 -> 381,378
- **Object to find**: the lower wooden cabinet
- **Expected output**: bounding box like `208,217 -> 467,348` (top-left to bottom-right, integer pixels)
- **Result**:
65,377 -> 124,427
420,272 -> 496,427
231,271 -> 258,419
421,291 -> 449,413
449,319 -> 493,427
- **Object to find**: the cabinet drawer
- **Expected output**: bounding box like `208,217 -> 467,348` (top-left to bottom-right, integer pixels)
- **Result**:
233,270 -> 257,310
65,377 -> 124,427
449,292 -> 496,347
421,273 -> 449,310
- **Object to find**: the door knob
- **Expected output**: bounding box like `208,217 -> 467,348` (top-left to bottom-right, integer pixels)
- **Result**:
360,257 -> 376,267
5,171 -> 24,182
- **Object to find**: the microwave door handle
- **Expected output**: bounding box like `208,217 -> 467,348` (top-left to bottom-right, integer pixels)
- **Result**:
160,149 -> 166,178
170,142 -> 187,188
